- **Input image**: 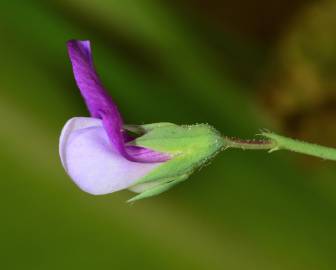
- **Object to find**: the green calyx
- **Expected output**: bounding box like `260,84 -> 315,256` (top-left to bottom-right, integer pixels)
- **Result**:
124,123 -> 336,202
125,122 -> 224,202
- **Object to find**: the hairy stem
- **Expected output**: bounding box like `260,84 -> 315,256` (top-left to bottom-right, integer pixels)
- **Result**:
224,137 -> 276,150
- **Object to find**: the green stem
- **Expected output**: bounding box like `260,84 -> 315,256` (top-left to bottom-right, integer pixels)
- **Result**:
261,132 -> 336,161
225,132 -> 336,162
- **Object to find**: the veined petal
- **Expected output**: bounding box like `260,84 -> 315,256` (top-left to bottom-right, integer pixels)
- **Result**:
67,40 -> 127,158
67,40 -> 120,119
67,40 -> 170,163
59,117 -> 161,195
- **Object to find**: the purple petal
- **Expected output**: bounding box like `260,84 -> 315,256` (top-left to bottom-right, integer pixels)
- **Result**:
67,40 -> 127,157
126,145 -> 171,163
67,40 -> 170,163
101,113 -> 171,163
59,117 -> 162,195
67,40 -> 119,119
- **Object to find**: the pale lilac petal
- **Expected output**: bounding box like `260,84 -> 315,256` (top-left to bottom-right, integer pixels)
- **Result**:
59,117 -> 102,170
60,119 -> 161,195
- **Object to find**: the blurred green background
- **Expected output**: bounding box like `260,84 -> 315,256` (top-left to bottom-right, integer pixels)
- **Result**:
2,0 -> 336,269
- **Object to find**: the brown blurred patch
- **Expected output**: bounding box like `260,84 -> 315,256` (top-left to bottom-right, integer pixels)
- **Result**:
171,0 -> 310,42
259,0 -> 336,160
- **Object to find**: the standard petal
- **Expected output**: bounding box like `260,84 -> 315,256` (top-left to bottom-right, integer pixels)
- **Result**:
67,40 -> 171,163
67,40 -> 127,157
66,40 -> 121,120
60,119 -> 161,195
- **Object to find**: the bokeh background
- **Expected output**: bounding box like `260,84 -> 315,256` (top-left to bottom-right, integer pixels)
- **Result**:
2,0 -> 336,269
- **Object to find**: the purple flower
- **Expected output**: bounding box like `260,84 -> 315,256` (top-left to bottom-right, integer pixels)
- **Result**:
59,40 -> 170,195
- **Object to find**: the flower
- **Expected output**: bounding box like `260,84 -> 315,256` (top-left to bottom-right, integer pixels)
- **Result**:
60,40 -> 223,202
